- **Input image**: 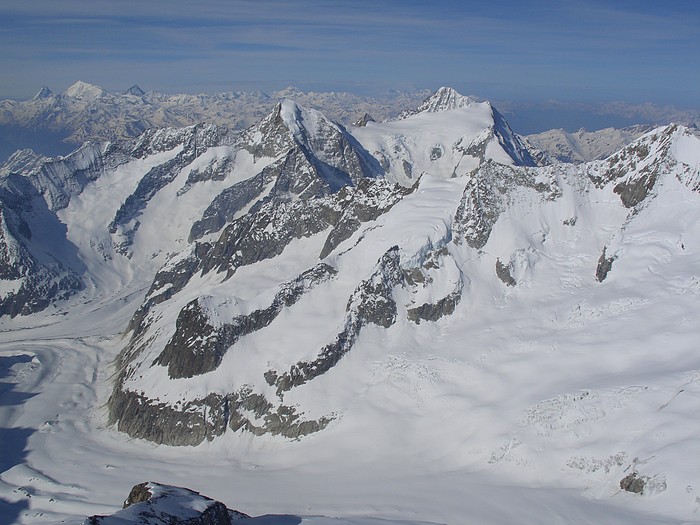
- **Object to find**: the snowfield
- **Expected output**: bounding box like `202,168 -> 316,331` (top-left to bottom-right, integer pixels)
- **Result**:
1,92 -> 700,525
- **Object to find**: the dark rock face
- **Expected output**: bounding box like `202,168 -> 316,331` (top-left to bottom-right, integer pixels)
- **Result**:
0,173 -> 85,317
108,389 -> 229,446
614,172 -> 657,208
109,124 -> 229,254
128,125 -> 231,160
453,166 -> 506,249
238,103 -> 295,161
188,127 -> 385,243
429,145 -> 443,160
590,126 -> 678,210
455,134 -> 490,167
407,286 -> 463,324
239,101 -> 382,189
319,179 -> 414,259
227,388 -> 332,438
86,482 -> 249,524
189,170 -> 266,241
3,142 -> 108,212
126,244 -> 207,336
130,179 -> 405,332
123,482 -> 152,508
495,258 -> 517,287
200,194 -> 340,276
154,299 -> 223,379
155,263 -> 337,379
453,165 -> 508,249
491,107 -> 539,167
453,162 -> 560,249
111,264 -> 339,445
109,375 -> 331,446
273,246 -> 404,393
197,178 -> 408,278
353,113 -> 375,127
619,472 -> 647,494
618,471 -> 666,496
596,247 -> 615,282
404,247 -> 464,324
347,246 -> 404,328
178,154 -> 235,196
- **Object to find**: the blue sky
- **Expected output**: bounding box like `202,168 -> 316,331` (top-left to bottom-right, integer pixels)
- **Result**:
1,0 -> 698,107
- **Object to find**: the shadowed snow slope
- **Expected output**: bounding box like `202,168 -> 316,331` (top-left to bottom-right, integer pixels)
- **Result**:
1,91 -> 700,525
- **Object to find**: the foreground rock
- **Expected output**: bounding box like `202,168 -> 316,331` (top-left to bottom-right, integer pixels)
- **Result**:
85,482 -> 249,525
83,482 -> 449,525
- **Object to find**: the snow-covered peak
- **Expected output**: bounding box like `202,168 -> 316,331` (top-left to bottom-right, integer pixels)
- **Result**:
63,80 -> 106,100
278,98 -> 344,143
413,86 -> 478,114
274,85 -> 305,99
353,113 -> 376,127
351,90 -> 538,185
242,98 -> 354,161
33,86 -> 53,101
125,84 -> 145,96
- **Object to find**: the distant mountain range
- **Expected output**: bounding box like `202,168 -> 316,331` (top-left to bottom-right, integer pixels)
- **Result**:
0,81 -> 430,162
526,125 -> 654,164
2,81 -> 698,165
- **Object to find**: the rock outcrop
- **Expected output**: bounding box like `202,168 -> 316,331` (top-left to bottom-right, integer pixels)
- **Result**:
85,482 -> 249,525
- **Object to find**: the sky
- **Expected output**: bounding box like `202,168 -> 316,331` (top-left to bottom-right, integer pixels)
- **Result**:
1,0 -> 699,107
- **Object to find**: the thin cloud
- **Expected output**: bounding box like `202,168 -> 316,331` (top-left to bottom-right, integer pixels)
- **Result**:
1,0 -> 698,106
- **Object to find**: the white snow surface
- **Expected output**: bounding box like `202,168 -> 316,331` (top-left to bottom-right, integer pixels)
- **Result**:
351,100 -> 514,185
1,116 -> 700,525
62,81 -> 107,101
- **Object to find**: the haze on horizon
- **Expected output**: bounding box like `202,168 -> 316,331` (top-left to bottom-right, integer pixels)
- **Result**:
1,0 -> 698,110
